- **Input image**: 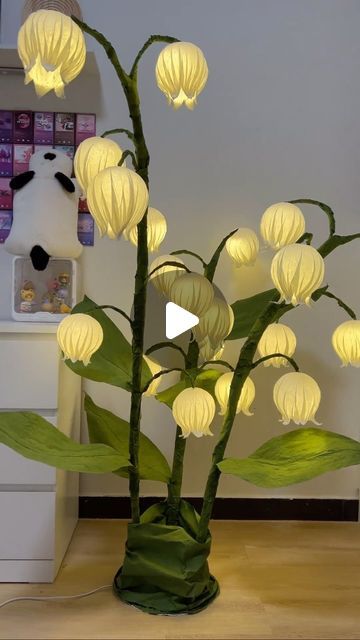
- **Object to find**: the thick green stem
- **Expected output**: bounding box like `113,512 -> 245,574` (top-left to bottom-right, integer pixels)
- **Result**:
167,340 -> 199,524
197,301 -> 281,542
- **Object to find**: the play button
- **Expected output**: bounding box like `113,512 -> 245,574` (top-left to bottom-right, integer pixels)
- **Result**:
166,302 -> 199,339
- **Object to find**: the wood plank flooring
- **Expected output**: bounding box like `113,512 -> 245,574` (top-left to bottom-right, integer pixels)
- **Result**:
1,520 -> 360,639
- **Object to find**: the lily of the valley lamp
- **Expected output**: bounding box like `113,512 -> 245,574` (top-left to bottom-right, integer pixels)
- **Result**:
87,166 -> 149,239
57,313 -> 103,366
273,372 -> 321,426
17,9 -> 86,97
3,6 -> 360,618
332,320 -> 360,367
74,136 -> 123,196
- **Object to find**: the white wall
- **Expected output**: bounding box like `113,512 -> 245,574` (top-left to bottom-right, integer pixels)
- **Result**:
1,0 -> 360,499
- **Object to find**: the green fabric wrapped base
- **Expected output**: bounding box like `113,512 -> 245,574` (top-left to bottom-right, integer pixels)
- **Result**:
113,501 -> 219,615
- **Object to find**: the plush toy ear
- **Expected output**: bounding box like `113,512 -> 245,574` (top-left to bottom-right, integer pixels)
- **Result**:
10,171 -> 35,191
54,172 -> 75,193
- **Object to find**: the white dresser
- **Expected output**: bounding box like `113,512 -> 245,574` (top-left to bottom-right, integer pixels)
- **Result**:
0,321 -> 81,582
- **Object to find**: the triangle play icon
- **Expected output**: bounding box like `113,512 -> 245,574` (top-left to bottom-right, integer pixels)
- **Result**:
165,302 -> 199,339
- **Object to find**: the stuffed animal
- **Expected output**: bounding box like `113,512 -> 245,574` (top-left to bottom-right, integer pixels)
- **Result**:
5,149 -> 83,270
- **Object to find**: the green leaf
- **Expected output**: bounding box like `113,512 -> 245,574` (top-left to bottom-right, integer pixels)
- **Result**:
85,394 -> 171,483
227,289 -> 279,340
156,369 -> 223,409
218,427 -> 360,487
65,296 -> 151,391
0,411 -> 128,473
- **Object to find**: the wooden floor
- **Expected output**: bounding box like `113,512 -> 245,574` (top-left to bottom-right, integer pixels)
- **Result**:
1,520 -> 360,639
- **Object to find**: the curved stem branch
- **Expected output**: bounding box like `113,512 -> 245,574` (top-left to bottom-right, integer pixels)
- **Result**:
92,305 -> 132,325
171,250 -> 207,268
145,341 -> 187,361
200,359 -> 234,371
100,128 -> 135,143
118,149 -> 137,169
289,198 -> 336,237
297,232 -> 314,245
147,261 -> 191,280
130,35 -> 180,78
322,291 -> 357,320
71,16 -> 129,88
141,367 -> 193,394
252,353 -> 299,371
205,228 -> 238,282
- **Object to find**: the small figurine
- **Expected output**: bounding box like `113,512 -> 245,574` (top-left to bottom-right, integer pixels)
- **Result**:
57,272 -> 70,302
41,291 -> 55,313
20,280 -> 36,312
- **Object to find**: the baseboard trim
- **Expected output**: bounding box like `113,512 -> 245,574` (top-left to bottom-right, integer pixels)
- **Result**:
79,497 -> 359,521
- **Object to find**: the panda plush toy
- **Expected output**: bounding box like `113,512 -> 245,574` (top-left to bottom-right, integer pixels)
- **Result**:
5,149 -> 83,270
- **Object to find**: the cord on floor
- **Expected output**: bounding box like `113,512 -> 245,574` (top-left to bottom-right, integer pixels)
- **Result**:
0,584 -> 113,609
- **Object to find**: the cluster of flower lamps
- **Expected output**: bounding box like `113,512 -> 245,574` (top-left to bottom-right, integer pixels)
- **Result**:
4,6 -> 360,615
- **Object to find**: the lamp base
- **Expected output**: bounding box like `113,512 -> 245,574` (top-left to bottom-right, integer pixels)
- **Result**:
113,501 -> 219,615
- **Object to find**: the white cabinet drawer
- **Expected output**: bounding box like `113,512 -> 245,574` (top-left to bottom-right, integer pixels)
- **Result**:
0,492 -> 55,559
0,335 -> 59,409
0,414 -> 57,485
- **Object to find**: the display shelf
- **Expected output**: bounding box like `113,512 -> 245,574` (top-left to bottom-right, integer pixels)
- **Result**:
0,320 -> 58,333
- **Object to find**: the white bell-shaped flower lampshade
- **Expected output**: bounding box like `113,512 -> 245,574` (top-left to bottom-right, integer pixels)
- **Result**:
149,254 -> 186,297
87,166 -> 149,239
155,42 -> 208,110
215,372 -> 255,417
271,244 -> 325,306
57,313 -> 103,366
143,355 -> 163,396
332,320 -> 360,367
273,371 -> 321,425
170,272 -> 214,317
194,298 -> 234,348
18,9 -> 86,97
124,207 -> 167,253
257,323 -> 297,368
260,202 -> 305,250
74,137 -> 123,196
172,387 -> 215,438
225,228 -> 259,267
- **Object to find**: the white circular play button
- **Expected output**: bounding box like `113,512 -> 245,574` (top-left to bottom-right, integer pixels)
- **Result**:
165,302 -> 199,339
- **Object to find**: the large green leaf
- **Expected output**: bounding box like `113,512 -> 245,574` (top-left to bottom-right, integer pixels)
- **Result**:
156,369 -> 223,409
85,394 -> 171,483
0,411 -> 128,473
218,427 -> 360,487
65,296 -> 151,391
227,289 -> 278,340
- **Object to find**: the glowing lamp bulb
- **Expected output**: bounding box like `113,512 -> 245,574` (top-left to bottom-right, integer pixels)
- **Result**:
258,323 -> 297,367
172,387 -> 215,438
87,166 -> 149,239
332,320 -> 360,367
215,372 -> 255,416
18,9 -> 86,97
225,228 -> 259,267
155,41 -> 208,110
124,207 -> 167,253
74,136 -> 123,196
57,313 -> 103,366
260,202 -> 305,249
273,371 -> 321,425
271,244 -> 324,306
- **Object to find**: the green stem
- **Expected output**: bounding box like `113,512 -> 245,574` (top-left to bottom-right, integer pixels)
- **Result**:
251,353 -> 299,371
130,35 -> 180,78
75,18 -> 152,524
197,300 -> 281,542
118,149 -> 137,169
100,128 -> 135,143
171,250 -> 207,268
167,339 -> 199,524
289,199 -> 336,237
322,291 -> 357,320
204,228 -> 238,282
